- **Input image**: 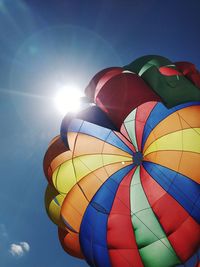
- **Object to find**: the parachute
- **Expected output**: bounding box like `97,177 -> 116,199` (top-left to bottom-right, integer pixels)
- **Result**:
43,55 -> 200,267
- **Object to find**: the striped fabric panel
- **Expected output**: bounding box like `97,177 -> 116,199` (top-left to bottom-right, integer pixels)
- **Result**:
130,166 -> 180,267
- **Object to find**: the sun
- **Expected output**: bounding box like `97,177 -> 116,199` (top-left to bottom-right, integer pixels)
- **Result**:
54,84 -> 83,115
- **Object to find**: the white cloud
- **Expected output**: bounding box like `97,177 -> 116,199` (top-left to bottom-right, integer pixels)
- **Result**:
9,242 -> 30,257
20,242 -> 30,252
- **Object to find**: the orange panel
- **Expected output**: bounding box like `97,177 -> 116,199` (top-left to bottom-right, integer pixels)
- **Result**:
61,185 -> 88,232
143,105 -> 200,153
179,151 -> 200,184
61,162 -> 127,233
73,133 -> 104,156
177,105 -> 200,127
58,227 -> 84,259
68,132 -> 132,158
144,151 -> 200,183
103,142 -> 132,157
43,136 -> 68,180
67,132 -> 78,152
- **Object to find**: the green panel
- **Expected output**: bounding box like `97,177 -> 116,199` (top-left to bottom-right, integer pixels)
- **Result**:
132,209 -> 166,249
124,55 -> 200,108
139,238 -> 180,267
124,109 -> 138,150
130,166 -> 181,266
141,66 -> 200,107
124,55 -> 172,73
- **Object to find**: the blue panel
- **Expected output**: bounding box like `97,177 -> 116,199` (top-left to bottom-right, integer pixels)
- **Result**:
79,164 -> 133,267
78,106 -> 118,131
141,101 -> 200,150
106,131 -> 133,154
78,120 -> 112,141
143,161 -> 200,223
67,119 -> 133,154
60,106 -> 118,146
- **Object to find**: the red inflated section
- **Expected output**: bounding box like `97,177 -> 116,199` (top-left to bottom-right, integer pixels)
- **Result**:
107,167 -> 144,267
85,67 -> 123,100
140,166 -> 200,262
135,101 -> 157,151
159,66 -> 182,76
95,73 -> 161,129
175,61 -> 200,88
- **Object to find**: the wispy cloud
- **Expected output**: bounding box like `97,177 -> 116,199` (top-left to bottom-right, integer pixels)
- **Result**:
9,242 -> 30,257
0,224 -> 8,238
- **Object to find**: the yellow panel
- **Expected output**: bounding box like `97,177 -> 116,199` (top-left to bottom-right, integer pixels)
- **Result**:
74,154 -> 132,180
73,155 -> 103,180
45,185 -> 65,228
143,113 -> 182,153
50,151 -> 73,173
52,160 -> 77,194
144,128 -> 200,156
52,153 -> 133,194
102,154 -> 133,165
143,105 -> 200,153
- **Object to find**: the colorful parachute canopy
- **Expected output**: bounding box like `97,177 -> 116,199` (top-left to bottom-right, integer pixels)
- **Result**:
43,55 -> 200,267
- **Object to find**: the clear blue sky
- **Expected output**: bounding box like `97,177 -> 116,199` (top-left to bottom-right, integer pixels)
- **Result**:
0,0 -> 200,266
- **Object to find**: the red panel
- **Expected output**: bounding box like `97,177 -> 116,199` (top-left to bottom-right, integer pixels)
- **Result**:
175,62 -> 196,75
114,131 -> 136,153
168,217 -> 200,262
175,61 -> 200,88
109,249 -> 144,267
107,167 -> 143,267
159,66 -> 182,76
120,124 -> 132,143
140,166 -> 200,262
95,69 -> 123,99
135,102 -> 157,151
85,67 -> 123,100
95,73 -> 161,129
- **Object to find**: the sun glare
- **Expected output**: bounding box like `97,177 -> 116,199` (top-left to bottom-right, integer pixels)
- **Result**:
54,84 -> 83,115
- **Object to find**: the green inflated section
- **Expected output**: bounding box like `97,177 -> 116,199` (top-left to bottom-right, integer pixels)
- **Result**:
130,166 -> 180,267
124,55 -> 200,108
124,55 -> 172,73
124,109 -> 138,151
141,66 -> 200,107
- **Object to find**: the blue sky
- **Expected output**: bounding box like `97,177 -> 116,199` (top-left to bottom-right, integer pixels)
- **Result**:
0,0 -> 200,266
